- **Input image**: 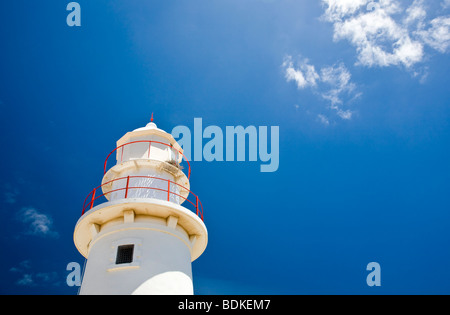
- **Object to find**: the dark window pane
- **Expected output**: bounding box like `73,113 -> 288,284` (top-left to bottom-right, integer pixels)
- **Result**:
116,244 -> 134,264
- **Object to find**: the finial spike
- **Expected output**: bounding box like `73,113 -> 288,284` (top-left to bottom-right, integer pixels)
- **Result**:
151,112 -> 154,122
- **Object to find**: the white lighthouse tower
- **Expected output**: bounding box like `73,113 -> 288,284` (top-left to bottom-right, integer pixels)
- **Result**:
74,115 -> 207,295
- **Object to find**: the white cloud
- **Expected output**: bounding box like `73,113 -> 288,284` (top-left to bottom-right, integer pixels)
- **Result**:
283,57 -> 358,122
322,0 -> 370,22
282,56 -> 319,89
321,63 -> 352,88
326,1 -> 423,68
320,63 -> 356,103
404,0 -> 427,27
321,0 -> 450,69
336,108 -> 354,120
417,16 -> 450,53
284,1 -> 450,123
17,208 -> 59,238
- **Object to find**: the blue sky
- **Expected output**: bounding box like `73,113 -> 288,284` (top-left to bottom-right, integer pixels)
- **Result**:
0,0 -> 449,294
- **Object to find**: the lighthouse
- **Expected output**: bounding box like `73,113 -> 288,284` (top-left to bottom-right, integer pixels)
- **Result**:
73,116 -> 207,295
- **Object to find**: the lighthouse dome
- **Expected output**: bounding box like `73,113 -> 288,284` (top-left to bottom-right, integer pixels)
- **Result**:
132,121 -> 162,132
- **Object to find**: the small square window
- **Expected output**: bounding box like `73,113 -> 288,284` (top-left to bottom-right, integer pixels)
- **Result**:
115,244 -> 134,264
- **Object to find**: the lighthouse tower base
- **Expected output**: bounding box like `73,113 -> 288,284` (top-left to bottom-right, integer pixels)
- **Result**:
80,224 -> 193,295
74,198 -> 207,295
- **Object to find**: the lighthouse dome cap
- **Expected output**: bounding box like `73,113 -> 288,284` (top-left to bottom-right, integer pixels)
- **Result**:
133,121 -> 161,132
132,113 -> 167,134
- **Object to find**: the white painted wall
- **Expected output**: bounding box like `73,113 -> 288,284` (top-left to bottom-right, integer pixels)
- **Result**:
79,219 -> 193,295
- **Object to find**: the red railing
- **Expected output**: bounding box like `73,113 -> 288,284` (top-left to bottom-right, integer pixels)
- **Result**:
103,140 -> 191,179
81,175 -> 204,221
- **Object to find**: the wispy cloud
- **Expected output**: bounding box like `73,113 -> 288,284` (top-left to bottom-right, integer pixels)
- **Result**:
443,0 -> 450,10
283,56 -> 360,123
10,260 -> 61,287
417,15 -> 450,53
317,114 -> 330,126
321,0 -> 450,69
285,0 -> 450,124
3,183 -> 19,205
283,56 -> 319,89
17,208 -> 59,238
320,64 -> 355,102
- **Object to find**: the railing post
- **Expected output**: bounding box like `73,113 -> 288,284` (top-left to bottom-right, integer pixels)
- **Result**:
125,176 -> 130,198
167,180 -> 171,201
90,188 -> 96,210
196,196 -> 199,216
